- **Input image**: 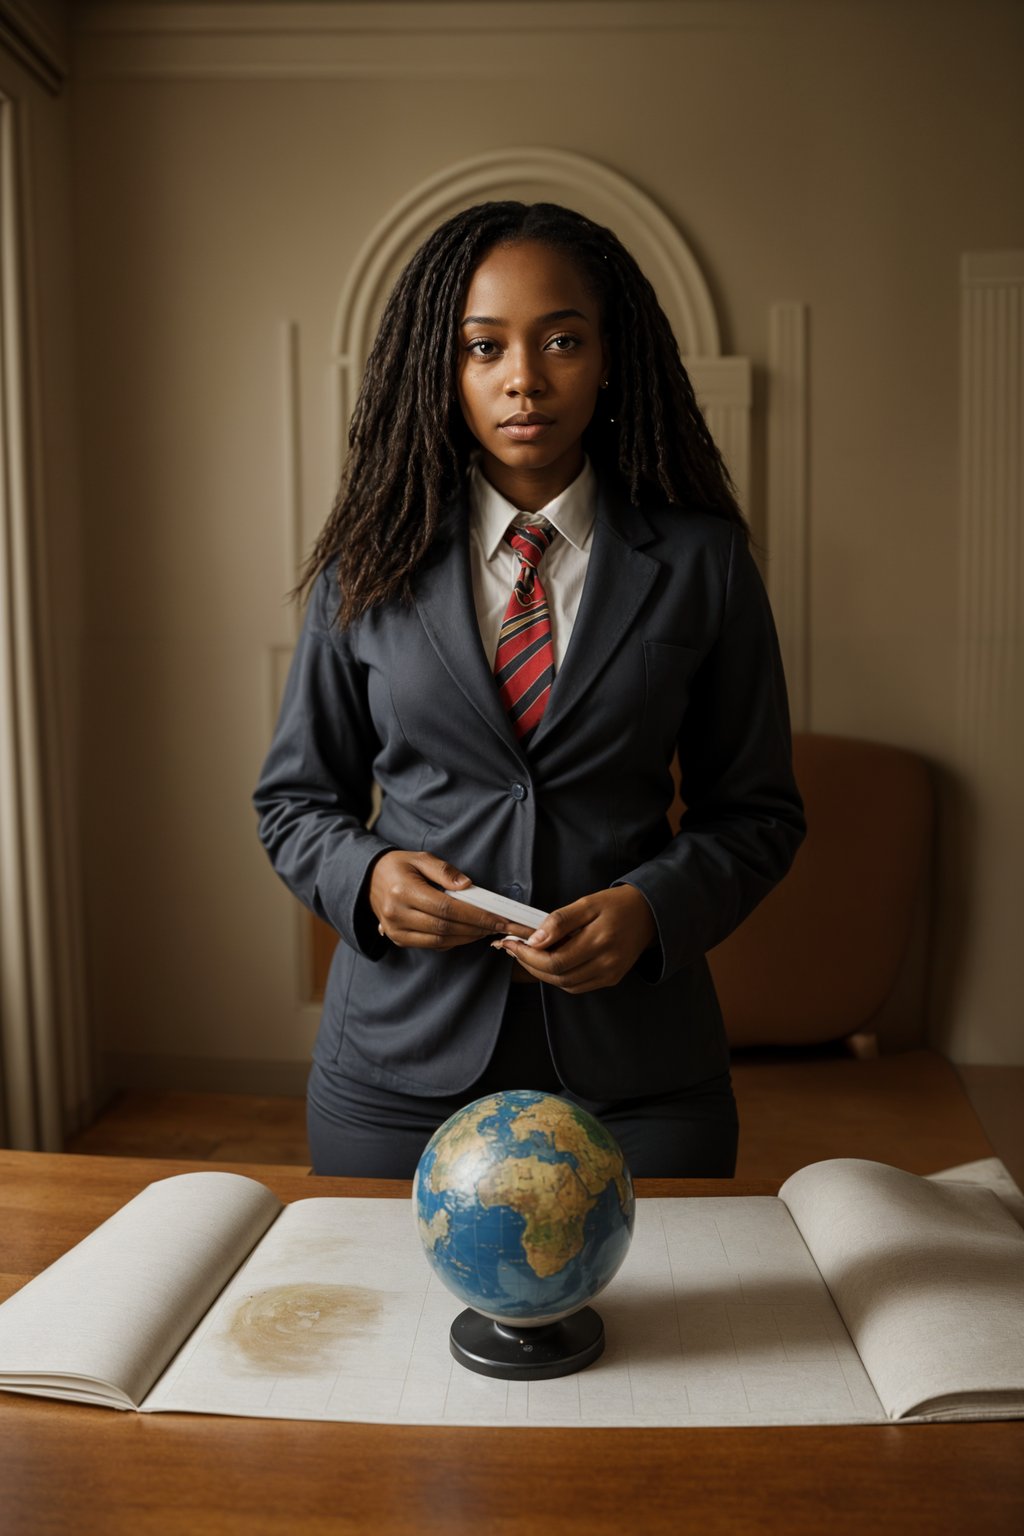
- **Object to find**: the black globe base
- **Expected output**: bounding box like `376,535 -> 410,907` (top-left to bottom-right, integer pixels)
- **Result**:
449,1306 -> 604,1380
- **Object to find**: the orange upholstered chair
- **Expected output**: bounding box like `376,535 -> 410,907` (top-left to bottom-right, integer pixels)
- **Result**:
696,733 -> 993,1179
710,733 -> 933,1052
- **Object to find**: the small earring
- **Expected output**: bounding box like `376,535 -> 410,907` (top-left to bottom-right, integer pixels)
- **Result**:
600,379 -> 609,389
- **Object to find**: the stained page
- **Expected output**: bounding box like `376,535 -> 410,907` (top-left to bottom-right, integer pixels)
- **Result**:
0,1172 -> 281,1409
779,1159 -> 1024,1422
143,1194 -> 884,1426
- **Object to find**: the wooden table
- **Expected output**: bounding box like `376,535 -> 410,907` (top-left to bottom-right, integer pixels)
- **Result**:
1,1150 -> 1022,1536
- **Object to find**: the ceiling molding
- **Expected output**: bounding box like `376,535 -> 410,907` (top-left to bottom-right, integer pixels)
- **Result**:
76,2 -> 762,38
72,0 -> 770,77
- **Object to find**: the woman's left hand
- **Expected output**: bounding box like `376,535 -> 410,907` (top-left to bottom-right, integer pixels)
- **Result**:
493,885 -> 657,994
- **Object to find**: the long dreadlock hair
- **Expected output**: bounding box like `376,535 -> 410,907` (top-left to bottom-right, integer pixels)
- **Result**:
298,201 -> 748,626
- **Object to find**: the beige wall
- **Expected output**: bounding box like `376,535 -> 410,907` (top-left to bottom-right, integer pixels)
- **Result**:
58,0 -> 1024,1086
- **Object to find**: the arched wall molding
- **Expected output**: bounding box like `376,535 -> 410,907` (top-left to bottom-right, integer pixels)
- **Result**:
328,147 -> 750,505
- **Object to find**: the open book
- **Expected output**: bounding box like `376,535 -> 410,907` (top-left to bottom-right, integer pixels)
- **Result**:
0,1158 -> 1021,1427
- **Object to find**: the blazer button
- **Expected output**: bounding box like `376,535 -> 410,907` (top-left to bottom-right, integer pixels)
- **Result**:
506,883 -> 523,900
510,782 -> 528,801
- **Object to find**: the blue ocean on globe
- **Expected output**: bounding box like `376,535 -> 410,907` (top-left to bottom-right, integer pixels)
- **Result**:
413,1090 -> 635,1326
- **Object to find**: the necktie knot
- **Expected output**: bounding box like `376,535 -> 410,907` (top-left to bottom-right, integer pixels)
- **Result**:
495,523 -> 556,745
506,524 -> 554,606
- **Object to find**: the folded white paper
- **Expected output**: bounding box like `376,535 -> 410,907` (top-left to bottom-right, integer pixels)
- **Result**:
447,883 -> 549,931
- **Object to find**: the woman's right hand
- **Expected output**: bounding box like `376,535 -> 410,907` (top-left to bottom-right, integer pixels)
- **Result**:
369,851 -> 532,950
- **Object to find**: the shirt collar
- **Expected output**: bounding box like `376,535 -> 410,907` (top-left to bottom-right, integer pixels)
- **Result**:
468,454 -> 597,561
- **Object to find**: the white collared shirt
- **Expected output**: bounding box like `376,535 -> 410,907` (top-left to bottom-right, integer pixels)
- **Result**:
467,455 -> 597,670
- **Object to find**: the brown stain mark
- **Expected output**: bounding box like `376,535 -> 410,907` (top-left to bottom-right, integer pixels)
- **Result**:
223,1284 -> 382,1374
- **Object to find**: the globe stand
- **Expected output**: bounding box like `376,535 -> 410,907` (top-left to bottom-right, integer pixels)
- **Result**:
450,1306 -> 604,1381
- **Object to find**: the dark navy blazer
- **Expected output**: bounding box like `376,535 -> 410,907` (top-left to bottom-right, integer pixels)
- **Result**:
253,483 -> 806,1099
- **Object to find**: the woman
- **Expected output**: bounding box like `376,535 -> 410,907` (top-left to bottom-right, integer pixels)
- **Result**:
254,201 -> 805,1178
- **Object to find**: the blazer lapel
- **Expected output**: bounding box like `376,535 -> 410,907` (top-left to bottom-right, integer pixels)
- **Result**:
414,497 -> 527,764
529,485 -> 660,751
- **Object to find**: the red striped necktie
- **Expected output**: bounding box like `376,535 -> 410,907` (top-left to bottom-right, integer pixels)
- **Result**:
494,524 -> 556,745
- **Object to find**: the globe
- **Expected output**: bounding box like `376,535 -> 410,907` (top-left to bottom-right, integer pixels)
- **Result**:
413,1090 -> 635,1379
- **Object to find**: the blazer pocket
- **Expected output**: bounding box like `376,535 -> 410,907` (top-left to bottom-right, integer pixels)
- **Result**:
643,640 -> 701,741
